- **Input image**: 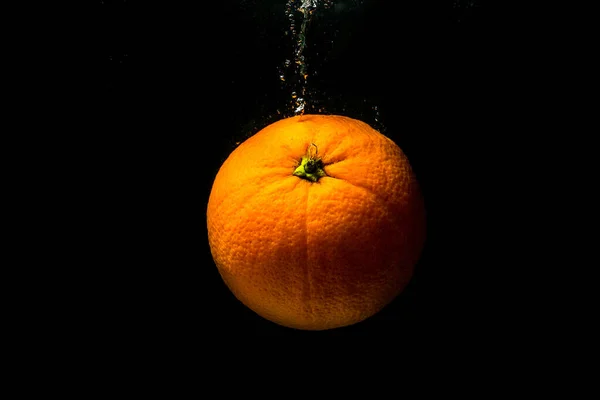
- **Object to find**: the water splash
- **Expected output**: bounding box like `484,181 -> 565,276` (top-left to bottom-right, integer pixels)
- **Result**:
301,0 -> 318,9
281,0 -> 333,116
235,0 -> 383,147
277,0 -> 384,130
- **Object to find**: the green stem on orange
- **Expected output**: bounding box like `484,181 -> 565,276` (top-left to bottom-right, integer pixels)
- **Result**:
293,144 -> 327,182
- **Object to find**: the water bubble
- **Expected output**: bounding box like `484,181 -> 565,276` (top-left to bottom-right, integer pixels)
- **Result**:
281,0 -> 328,116
301,0 -> 318,9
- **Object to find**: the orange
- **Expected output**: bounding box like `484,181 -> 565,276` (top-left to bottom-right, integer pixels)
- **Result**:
207,114 -> 426,330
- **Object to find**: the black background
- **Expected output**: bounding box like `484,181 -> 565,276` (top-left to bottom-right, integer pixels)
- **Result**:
94,0 -> 498,342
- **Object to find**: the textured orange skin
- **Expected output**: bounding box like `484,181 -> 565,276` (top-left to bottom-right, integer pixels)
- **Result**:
207,114 -> 426,330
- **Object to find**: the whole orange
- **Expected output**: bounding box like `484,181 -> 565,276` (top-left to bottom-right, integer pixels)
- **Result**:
207,114 -> 426,330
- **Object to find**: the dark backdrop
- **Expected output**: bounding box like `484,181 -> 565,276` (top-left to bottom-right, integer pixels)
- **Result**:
95,0 -> 496,343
